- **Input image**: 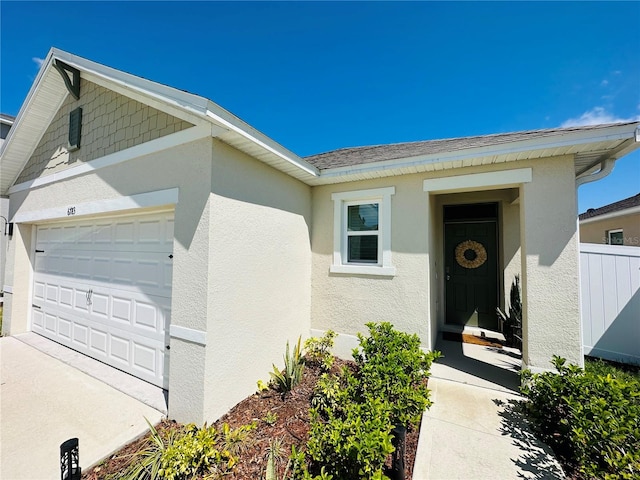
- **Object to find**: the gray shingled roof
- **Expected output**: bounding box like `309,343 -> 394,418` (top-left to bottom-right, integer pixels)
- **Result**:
304,122 -> 638,170
579,193 -> 640,220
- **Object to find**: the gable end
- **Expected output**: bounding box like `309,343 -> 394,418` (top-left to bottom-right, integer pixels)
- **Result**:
15,79 -> 193,185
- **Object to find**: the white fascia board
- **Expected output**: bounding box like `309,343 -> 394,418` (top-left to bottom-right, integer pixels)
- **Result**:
579,205 -> 640,225
205,102 -> 320,178
51,49 -> 211,120
317,123 -> 640,181
1,73 -> 69,193
0,49 -> 56,158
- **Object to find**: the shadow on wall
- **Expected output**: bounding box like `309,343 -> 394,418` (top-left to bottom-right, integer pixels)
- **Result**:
590,289 -> 640,365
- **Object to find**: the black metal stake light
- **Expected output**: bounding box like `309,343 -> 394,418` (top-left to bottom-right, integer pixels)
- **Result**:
390,424 -> 406,480
60,438 -> 81,480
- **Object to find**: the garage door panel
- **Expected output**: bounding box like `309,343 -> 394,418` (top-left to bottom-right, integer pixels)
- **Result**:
36,213 -> 174,253
76,256 -> 92,279
139,220 -> 162,244
44,313 -> 57,333
133,343 -> 156,374
58,318 -> 72,340
59,287 -> 73,307
110,334 -> 130,364
112,296 -> 133,323
94,224 -> 113,244
90,329 -> 108,355
32,309 -> 44,329
32,211 -> 173,388
34,281 -> 46,301
92,292 -> 109,318
73,324 -> 89,348
134,301 -> 158,330
46,284 -> 58,303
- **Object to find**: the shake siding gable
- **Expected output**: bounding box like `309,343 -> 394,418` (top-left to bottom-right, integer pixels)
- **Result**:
15,79 -> 193,184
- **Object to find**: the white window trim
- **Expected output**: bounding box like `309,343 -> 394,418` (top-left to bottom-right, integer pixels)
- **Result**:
330,187 -> 396,276
607,228 -> 623,245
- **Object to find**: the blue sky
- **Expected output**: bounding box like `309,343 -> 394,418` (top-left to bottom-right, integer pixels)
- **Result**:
1,1 -> 638,212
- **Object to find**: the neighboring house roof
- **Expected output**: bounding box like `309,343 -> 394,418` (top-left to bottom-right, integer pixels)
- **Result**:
579,193 -> 640,222
0,113 -> 15,125
1,48 -> 639,193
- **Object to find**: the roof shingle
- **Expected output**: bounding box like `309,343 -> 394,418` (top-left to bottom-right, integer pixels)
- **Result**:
579,193 -> 640,220
304,122 -> 638,170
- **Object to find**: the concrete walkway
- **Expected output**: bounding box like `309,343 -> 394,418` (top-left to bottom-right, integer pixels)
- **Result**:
0,336 -> 164,479
413,338 -> 565,479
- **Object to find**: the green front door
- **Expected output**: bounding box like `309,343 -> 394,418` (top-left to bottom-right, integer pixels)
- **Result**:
444,221 -> 498,329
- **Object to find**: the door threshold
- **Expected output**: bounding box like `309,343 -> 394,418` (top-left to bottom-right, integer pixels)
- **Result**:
441,324 -> 506,342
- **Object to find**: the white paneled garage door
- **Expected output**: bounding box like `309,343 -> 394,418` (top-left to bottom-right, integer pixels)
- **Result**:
31,211 -> 174,388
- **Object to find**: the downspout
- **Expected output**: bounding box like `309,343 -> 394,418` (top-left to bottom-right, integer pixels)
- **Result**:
575,158 -> 616,187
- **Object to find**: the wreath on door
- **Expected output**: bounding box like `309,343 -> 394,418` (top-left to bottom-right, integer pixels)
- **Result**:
455,240 -> 487,269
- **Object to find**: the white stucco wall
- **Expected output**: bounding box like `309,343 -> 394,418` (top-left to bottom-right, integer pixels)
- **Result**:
311,174 -> 431,349
202,140 -> 312,421
520,155 -> 583,369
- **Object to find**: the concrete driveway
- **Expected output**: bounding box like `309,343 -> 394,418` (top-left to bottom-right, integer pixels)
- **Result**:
0,336 -> 164,479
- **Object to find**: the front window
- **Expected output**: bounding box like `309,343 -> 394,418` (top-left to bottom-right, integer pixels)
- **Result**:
330,187 -> 395,276
347,203 -> 379,263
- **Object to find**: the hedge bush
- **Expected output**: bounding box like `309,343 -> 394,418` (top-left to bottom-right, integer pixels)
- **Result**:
521,356 -> 640,479
302,322 -> 441,480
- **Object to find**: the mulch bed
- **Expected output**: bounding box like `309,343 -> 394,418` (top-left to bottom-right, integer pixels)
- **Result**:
442,331 -> 504,348
83,358 -> 421,479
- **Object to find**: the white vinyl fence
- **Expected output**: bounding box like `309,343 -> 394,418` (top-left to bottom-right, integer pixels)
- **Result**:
580,243 -> 640,365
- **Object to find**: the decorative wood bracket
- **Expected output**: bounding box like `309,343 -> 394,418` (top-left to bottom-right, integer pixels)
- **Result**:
53,59 -> 81,99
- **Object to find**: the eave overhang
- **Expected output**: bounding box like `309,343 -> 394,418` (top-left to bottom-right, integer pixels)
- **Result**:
305,122 -> 640,186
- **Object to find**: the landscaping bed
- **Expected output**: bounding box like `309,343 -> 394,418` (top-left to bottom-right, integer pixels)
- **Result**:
84,324 -> 436,479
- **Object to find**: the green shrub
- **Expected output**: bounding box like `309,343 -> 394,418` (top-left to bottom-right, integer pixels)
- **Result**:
307,396 -> 394,480
585,357 -> 640,383
270,337 -> 305,394
118,419 -> 178,480
353,322 -> 441,428
303,323 -> 440,480
304,330 -> 337,372
263,411 -> 278,426
117,421 -> 255,480
521,356 -> 640,479
496,275 -> 522,348
310,371 -> 349,414
159,424 -> 232,480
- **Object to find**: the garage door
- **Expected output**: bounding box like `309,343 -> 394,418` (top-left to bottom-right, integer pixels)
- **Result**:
31,211 -> 174,388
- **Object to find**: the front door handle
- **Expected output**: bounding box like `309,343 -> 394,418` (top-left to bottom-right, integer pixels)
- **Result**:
446,275 -> 451,281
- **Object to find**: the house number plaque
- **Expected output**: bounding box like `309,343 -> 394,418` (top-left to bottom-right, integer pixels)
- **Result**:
67,207 -> 76,216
